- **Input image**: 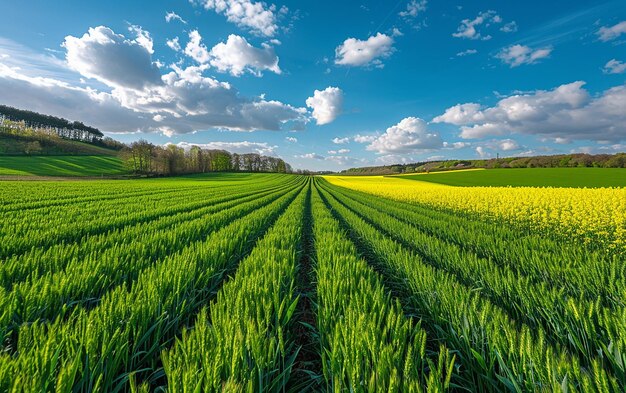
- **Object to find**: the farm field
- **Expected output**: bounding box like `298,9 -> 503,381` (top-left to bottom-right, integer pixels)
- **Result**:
0,156 -> 127,177
392,167 -> 626,188
0,173 -> 624,392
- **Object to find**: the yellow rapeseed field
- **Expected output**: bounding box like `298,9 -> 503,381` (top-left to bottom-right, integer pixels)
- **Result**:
324,175 -> 626,253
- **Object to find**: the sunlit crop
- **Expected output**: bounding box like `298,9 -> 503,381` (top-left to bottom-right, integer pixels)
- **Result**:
324,175 -> 626,253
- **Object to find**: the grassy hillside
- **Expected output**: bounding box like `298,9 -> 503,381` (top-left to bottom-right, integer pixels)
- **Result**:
0,156 -> 126,177
393,167 -> 626,188
0,134 -> 119,156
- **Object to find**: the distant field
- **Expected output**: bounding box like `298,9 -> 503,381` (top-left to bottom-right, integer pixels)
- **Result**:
393,167 -> 626,188
0,156 -> 126,177
0,134 -> 120,155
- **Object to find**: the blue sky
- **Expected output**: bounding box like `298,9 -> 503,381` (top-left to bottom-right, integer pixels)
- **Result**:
1,0 -> 625,170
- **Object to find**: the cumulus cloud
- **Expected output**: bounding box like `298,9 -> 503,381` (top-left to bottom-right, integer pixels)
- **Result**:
184,30 -> 211,63
182,31 -> 280,77
128,25 -> 154,54
603,59 -> 626,74
3,26 -> 306,135
305,86 -> 343,125
332,137 -> 350,144
433,81 -> 626,142
285,136 -> 297,142
165,11 -> 187,24
174,141 -> 276,154
496,44 -> 552,67
0,63 -> 155,133
497,139 -> 520,151
209,34 -> 280,76
328,148 -> 350,154
366,117 -> 443,153
452,10 -> 503,40
193,0 -> 282,37
597,21 -> 626,42
433,103 -> 485,125
475,146 -> 490,158
63,26 -> 162,90
166,37 -> 181,52
353,134 -> 378,143
335,33 -> 394,68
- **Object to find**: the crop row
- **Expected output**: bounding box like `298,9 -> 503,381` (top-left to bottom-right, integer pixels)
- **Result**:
0,175 -> 296,258
317,178 -> 622,391
0,176 -> 305,391
1,174 -> 621,392
324,175 -> 626,253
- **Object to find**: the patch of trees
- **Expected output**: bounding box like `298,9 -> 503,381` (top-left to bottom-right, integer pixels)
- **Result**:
340,153 -> 626,175
0,105 -> 105,143
121,140 -> 293,175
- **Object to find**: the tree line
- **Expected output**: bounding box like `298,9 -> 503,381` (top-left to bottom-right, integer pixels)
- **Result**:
0,105 -> 104,143
121,140 -> 293,175
340,153 -> 626,175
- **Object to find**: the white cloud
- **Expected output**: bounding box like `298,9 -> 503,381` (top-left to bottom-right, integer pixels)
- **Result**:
443,141 -> 469,149
194,0 -> 282,37
63,26 -> 162,90
375,154 -> 415,164
4,26 -> 307,135
496,44 -> 552,67
603,59 -> 626,74
209,34 -> 280,76
184,30 -> 211,64
597,21 -> 626,42
500,21 -> 518,33
325,155 -> 358,166
433,103 -> 485,125
0,37 -> 74,82
433,81 -> 626,142
332,137 -> 350,144
285,136 -> 297,142
174,141 -> 276,155
353,134 -> 378,143
475,146 -> 490,158
452,10 -> 502,40
335,33 -> 394,68
498,138 -> 520,151
128,25 -> 154,54
306,86 -> 343,125
391,28 -> 404,37
456,49 -> 477,57
166,37 -> 181,52
399,0 -> 427,19
366,117 -> 443,154
327,148 -> 350,154
297,153 -> 324,160
165,11 -> 187,24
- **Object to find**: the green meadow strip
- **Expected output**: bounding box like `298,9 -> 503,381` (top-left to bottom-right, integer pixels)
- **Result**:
320,179 -> 626,385
0,187 -> 229,258
322,180 -> 624,307
317,183 -> 617,392
0,180 -> 299,346
163,180 -> 309,392
311,181 -> 455,392
0,178 -> 304,392
0,177 -> 298,289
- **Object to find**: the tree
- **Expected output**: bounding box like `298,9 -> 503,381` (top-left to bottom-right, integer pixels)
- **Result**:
24,141 -> 42,155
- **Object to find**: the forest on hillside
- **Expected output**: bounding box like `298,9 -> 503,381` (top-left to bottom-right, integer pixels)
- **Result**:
340,153 -> 626,175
